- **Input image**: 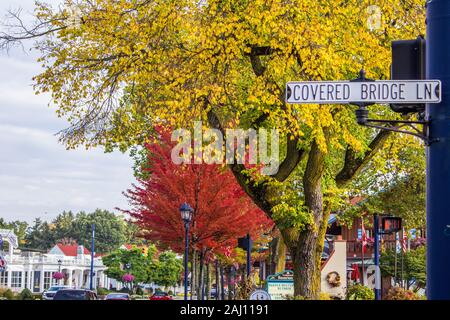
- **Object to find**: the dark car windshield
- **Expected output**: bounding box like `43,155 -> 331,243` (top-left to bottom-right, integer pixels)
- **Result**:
53,290 -> 87,300
48,286 -> 66,292
154,292 -> 168,296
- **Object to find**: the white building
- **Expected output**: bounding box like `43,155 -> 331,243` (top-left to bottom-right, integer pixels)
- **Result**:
0,229 -> 115,293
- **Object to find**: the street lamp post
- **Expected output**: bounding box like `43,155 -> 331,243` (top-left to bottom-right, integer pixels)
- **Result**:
89,223 -> 95,291
180,203 -> 194,301
57,259 -> 62,285
125,263 -> 132,291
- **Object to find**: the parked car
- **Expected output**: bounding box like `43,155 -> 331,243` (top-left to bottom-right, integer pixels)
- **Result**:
53,289 -> 98,300
210,287 -> 228,299
149,292 -> 172,300
42,285 -> 72,300
105,293 -> 130,300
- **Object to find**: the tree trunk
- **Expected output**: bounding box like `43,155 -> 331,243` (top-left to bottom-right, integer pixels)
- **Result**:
269,237 -> 278,274
197,249 -> 205,300
220,264 -> 225,300
275,237 -> 286,273
229,266 -> 235,300
215,260 -> 220,300
206,262 -> 211,300
191,249 -> 197,300
281,140 -> 328,299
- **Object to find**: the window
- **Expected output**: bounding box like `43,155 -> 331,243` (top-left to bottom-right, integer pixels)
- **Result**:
44,272 -> 52,290
11,271 -> 22,288
0,271 -> 8,287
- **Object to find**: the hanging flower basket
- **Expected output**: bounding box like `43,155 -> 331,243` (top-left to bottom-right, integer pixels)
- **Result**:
53,272 -> 65,280
122,274 -> 135,283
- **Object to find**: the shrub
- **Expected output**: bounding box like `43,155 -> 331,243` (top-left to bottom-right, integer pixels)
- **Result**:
385,287 -> 420,300
3,289 -> 15,300
19,288 -> 33,300
32,293 -> 42,300
119,287 -> 131,293
136,287 -> 144,295
347,284 -> 374,300
97,287 -> 109,295
168,290 -> 173,296
319,293 -> 332,300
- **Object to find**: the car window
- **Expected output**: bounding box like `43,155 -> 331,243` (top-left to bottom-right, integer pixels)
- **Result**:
48,286 -> 65,291
106,294 -> 129,299
154,292 -> 168,296
54,290 -> 87,300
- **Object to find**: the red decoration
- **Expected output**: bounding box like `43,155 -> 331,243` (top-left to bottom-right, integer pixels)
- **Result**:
351,263 -> 360,281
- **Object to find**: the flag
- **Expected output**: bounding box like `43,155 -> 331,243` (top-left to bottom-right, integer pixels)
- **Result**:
402,227 -> 408,253
396,232 -> 401,253
361,219 -> 368,253
351,263 -> 360,281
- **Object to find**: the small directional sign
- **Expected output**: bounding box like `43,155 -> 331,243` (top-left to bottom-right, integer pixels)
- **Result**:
249,289 -> 271,300
286,80 -> 441,104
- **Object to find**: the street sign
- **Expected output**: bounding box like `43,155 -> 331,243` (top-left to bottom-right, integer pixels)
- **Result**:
249,289 -> 271,300
286,80 -> 441,104
266,270 -> 294,300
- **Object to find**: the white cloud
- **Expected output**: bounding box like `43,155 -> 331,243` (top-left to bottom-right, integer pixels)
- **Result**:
0,0 -> 135,223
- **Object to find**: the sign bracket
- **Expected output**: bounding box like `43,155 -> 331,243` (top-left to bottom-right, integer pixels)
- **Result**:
351,69 -> 434,145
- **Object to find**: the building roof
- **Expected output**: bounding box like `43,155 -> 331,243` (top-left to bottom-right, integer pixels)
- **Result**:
54,244 -> 90,256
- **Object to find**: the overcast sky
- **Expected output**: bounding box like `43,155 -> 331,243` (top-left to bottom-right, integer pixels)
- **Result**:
0,0 -> 134,223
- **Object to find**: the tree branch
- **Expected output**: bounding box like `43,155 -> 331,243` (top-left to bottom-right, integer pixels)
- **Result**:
246,46 -> 275,56
272,136 -> 305,182
335,130 -> 391,187
206,109 -> 273,216
249,54 -> 266,76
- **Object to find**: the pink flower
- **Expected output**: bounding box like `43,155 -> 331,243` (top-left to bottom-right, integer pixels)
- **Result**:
53,272 -> 65,280
122,274 -> 135,282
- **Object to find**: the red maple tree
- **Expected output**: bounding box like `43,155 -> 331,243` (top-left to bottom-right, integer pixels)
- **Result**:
122,128 -> 272,254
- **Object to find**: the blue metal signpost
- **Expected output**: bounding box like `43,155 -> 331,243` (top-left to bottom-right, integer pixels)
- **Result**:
373,214 -> 381,300
246,234 -> 252,277
426,0 -> 450,300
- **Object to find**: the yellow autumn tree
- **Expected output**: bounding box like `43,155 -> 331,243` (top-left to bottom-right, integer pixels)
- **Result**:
0,0 -> 425,298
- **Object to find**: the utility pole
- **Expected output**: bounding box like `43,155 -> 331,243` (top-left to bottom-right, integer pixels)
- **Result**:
89,223 -> 95,291
373,214 -> 381,300
426,0 -> 450,299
